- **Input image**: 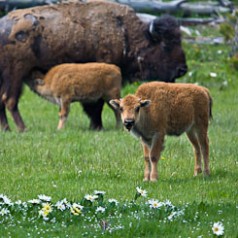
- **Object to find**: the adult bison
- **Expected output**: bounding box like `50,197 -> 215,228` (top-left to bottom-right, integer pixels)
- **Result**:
0,0 -> 187,131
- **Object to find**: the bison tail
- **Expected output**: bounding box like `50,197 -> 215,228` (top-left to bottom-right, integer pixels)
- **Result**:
208,93 -> 213,121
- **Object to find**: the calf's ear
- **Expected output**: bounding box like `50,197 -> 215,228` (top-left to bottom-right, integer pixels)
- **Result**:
109,99 -> 121,110
35,78 -> 44,85
140,100 -> 151,107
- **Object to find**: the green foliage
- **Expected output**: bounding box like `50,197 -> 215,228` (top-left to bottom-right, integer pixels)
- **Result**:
219,10 -> 238,42
219,23 -> 234,42
229,53 -> 238,70
0,26 -> 238,237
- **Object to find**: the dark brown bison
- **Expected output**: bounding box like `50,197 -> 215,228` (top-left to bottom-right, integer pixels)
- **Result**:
0,1 -> 187,131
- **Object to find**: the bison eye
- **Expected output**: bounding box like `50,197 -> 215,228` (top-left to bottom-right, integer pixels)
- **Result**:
119,107 -> 123,112
135,106 -> 140,113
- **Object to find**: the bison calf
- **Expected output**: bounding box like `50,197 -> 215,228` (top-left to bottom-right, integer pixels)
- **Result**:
110,82 -> 212,181
27,63 -> 122,130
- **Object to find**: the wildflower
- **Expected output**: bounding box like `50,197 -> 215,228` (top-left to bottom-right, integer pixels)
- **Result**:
84,194 -> 98,202
210,72 -> 217,78
168,210 -> 184,221
28,199 -> 41,204
108,198 -> 119,205
212,222 -> 224,236
0,208 -> 10,216
15,200 -> 23,205
70,203 -> 83,216
55,200 -> 66,211
147,199 -> 163,209
96,206 -> 106,213
136,187 -> 147,197
39,209 -> 50,221
42,203 -> 53,215
164,200 -> 175,209
0,194 -> 12,205
38,194 -> 51,202
94,190 -> 106,195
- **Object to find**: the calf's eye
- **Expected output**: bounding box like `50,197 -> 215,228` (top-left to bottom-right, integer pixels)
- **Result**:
119,107 -> 123,112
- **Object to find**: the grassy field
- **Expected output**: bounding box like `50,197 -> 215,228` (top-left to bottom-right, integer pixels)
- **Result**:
0,28 -> 238,237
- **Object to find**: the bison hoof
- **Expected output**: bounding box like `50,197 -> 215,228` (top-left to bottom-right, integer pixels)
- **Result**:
150,178 -> 158,182
143,177 -> 150,182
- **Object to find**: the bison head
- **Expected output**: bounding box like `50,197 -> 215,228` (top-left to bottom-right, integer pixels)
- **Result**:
137,15 -> 187,82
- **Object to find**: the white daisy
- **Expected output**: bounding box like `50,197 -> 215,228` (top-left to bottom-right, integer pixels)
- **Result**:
108,198 -> 119,205
38,194 -> 51,202
28,199 -> 41,204
136,187 -> 147,197
147,199 -> 163,209
0,208 -> 10,216
210,72 -> 217,78
84,194 -> 98,202
212,222 -> 224,236
0,194 -> 12,205
96,206 -> 106,213
70,203 -> 83,216
55,200 -> 66,211
94,190 -> 106,195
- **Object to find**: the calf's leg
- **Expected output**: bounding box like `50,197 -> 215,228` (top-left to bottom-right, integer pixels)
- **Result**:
58,99 -> 70,130
142,143 -> 150,181
149,135 -> 164,182
186,129 -> 202,176
197,130 -> 210,176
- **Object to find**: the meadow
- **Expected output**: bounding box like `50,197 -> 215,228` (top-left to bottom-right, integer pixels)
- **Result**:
0,25 -> 238,237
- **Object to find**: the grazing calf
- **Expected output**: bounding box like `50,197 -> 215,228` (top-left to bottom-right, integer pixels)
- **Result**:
110,82 -> 212,181
26,63 -> 122,130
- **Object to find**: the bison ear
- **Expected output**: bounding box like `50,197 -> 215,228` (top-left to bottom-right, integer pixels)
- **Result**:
140,100 -> 151,108
109,99 -> 121,110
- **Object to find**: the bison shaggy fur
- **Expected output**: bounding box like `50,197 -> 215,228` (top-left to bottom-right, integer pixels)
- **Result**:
0,1 -> 187,131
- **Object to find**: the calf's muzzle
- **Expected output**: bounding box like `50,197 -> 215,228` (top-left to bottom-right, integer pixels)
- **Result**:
124,119 -> 135,131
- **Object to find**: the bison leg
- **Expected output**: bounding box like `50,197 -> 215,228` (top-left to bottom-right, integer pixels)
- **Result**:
5,97 -> 26,132
142,143 -> 150,181
197,131 -> 210,176
149,135 -> 164,182
58,99 -> 70,130
0,102 -> 10,131
82,98 -> 104,130
186,130 -> 202,176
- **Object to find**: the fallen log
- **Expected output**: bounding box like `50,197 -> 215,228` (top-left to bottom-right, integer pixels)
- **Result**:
0,0 -> 233,14
115,0 -> 233,15
137,13 -> 225,26
0,0 -> 57,11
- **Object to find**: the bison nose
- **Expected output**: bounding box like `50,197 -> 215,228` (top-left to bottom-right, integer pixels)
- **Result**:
124,119 -> 135,131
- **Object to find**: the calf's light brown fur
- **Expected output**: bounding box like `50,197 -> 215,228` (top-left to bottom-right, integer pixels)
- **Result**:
110,82 -> 212,181
27,63 -> 122,130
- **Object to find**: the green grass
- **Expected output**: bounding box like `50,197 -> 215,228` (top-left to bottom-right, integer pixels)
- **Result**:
0,36 -> 238,237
